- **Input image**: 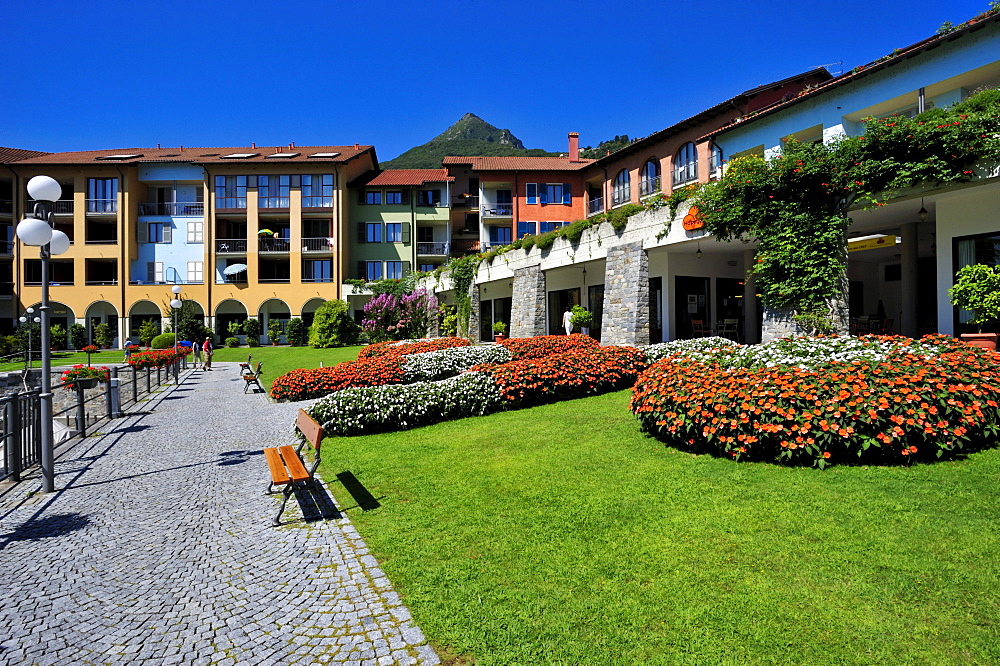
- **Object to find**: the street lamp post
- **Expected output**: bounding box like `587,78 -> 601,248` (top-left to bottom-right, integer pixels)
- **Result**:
170,285 -> 182,353
17,175 -> 72,493
18,307 -> 39,369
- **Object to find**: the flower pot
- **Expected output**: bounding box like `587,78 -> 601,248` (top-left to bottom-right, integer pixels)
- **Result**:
75,377 -> 99,389
960,333 -> 999,351
494,334 -> 507,342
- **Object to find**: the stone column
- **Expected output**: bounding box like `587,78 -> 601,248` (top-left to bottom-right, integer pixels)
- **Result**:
900,221 -> 918,337
511,265 -> 546,338
602,241 -> 649,346
468,283 -> 481,342
743,249 -> 759,345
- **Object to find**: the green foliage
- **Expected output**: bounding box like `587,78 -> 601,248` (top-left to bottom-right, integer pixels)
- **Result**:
227,320 -> 242,336
175,301 -> 209,344
151,332 -> 175,349
949,263 -> 1000,331
70,323 -> 87,350
439,303 -> 458,337
94,322 -> 114,348
792,310 -> 837,335
491,320 -> 507,335
445,256 -> 481,338
579,134 -> 631,159
268,319 -> 282,344
308,299 -> 360,348
569,305 -> 594,328
285,318 -> 306,346
49,324 -> 67,350
606,203 -> 645,231
224,337 -> 240,348
137,320 -> 159,347
243,318 -> 262,347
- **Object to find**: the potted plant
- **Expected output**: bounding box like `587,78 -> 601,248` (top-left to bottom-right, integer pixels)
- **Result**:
82,344 -> 98,367
243,318 -> 262,348
949,263 -> 1000,350
492,320 -> 507,342
570,305 -> 594,336
94,322 -> 114,349
61,364 -> 110,390
268,319 -> 283,345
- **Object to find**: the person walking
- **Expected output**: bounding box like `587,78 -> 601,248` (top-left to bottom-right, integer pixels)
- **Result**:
202,337 -> 214,371
562,308 -> 573,336
192,341 -> 203,370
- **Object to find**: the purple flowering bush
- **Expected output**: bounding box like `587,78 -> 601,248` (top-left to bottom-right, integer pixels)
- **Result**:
362,288 -> 439,342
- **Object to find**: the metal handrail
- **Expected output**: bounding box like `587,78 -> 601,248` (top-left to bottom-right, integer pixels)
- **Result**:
482,204 -> 513,217
416,242 -> 449,255
138,202 -> 205,216
259,238 -> 290,253
302,237 -> 334,252
216,239 -> 248,253
86,199 -> 117,214
587,197 -> 604,216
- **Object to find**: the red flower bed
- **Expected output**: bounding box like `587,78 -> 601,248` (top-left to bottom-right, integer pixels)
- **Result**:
357,337 -> 469,361
630,335 -> 1000,467
270,354 -> 406,401
473,345 -> 649,406
127,349 -> 187,369
499,334 -> 600,360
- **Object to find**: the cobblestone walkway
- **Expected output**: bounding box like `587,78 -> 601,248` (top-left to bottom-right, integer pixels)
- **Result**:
0,365 -> 439,666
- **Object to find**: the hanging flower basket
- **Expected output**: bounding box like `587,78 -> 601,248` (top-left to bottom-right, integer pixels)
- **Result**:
61,365 -> 110,390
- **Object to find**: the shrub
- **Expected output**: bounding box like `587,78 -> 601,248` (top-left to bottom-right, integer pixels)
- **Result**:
500,334 -> 599,360
151,332 -> 175,349
268,319 -> 282,344
308,300 -> 360,348
630,334 -> 1000,468
138,320 -> 159,347
243,318 -> 262,347
70,323 -> 87,350
94,322 -> 114,348
362,289 -> 438,343
225,337 -> 240,348
285,318 -> 306,346
49,324 -> 67,350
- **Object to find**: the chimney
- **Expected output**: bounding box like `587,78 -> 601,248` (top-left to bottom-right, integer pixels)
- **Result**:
354,143 -> 360,150
568,132 -> 580,162
251,142 -> 256,149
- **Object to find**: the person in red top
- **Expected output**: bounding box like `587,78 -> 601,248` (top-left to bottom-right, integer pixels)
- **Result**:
202,337 -> 214,371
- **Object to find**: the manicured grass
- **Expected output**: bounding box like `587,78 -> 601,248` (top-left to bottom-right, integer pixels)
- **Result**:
0,350 -> 127,373
211,345 -> 363,389
320,390 -> 1000,665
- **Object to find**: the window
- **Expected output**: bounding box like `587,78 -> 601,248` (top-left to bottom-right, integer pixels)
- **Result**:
517,221 -> 537,238
612,169 -> 631,206
148,222 -> 166,243
147,261 -> 164,283
303,259 -> 332,282
187,220 -> 203,243
419,264 -> 435,272
386,191 -> 402,205
639,159 -> 661,196
366,191 -> 382,205
385,261 -> 404,280
187,261 -> 204,283
417,189 -> 440,206
541,183 -> 571,205
540,221 -> 566,233
258,175 -> 290,208
956,233 -> 1000,325
417,226 -> 434,243
366,261 -> 383,280
385,222 -> 402,243
215,175 -> 247,208
526,183 -> 538,204
489,226 -> 512,246
366,223 -> 382,243
709,143 -> 724,175
302,174 -> 334,207
673,142 -> 698,186
87,178 -> 118,213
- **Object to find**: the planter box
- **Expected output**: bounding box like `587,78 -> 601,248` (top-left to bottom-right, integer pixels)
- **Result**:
961,333 -> 999,351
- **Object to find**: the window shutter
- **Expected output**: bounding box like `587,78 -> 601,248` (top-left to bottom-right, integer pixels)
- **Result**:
137,222 -> 147,244
526,183 -> 537,205
539,185 -> 549,205
146,262 -> 154,283
402,261 -> 411,276
357,222 -> 366,243
489,226 -> 499,244
357,261 -> 365,279
563,184 -> 572,205
162,223 -> 172,243
401,189 -> 410,205
401,223 -> 410,244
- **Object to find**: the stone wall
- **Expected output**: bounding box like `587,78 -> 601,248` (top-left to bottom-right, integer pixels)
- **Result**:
601,242 -> 650,346
510,265 -> 547,338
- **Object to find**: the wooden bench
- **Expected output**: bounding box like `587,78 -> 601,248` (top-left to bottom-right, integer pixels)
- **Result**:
238,354 -> 252,372
242,361 -> 263,393
264,408 -> 324,526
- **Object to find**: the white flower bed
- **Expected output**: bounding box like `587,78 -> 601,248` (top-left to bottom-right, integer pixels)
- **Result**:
644,337 -> 739,363
402,345 -> 512,382
310,371 -> 503,436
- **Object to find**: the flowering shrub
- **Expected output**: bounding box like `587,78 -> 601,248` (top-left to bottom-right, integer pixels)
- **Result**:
269,355 -> 406,402
362,288 -> 438,343
357,337 -> 469,361
499,334 -> 600,360
631,335 -> 1000,467
310,372 -> 503,436
61,364 -> 110,389
126,349 -> 186,369
402,345 -> 511,382
645,337 -> 738,363
81,345 -> 99,355
472,345 -> 649,407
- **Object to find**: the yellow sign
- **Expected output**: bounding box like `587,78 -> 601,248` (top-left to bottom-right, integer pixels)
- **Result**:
848,235 -> 897,253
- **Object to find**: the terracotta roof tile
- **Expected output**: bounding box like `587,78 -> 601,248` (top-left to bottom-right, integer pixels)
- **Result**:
0,146 -> 49,162
360,169 -> 454,187
442,155 -> 594,171
7,145 -> 373,165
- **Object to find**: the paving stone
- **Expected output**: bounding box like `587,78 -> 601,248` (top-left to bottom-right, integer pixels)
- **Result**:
0,364 -> 436,665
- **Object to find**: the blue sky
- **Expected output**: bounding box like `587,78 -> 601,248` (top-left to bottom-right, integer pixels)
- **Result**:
3,0 -> 992,162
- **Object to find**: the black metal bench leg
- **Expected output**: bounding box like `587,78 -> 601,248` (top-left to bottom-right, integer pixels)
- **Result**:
273,484 -> 294,527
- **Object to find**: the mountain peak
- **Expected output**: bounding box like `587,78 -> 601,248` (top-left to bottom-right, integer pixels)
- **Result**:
433,114 -> 526,149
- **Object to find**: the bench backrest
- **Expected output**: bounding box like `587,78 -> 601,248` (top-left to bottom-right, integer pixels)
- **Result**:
296,408 -> 324,454
254,361 -> 263,376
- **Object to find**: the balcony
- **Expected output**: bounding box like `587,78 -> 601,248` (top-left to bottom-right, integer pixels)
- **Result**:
639,177 -> 661,197
27,199 -> 74,215
258,197 -> 290,210
0,200 -> 11,215
259,238 -> 290,253
138,202 -> 205,216
417,242 -> 449,256
451,239 -> 481,253
0,282 -> 13,298
86,199 -> 117,214
672,163 -> 698,187
482,203 -> 513,218
0,241 -> 12,255
451,195 -> 479,208
587,197 -> 604,217
302,237 -> 334,253
302,196 -> 333,208
215,197 -> 247,210
216,239 -> 248,254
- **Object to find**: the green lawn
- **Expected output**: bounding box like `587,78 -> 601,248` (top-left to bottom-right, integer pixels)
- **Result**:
212,345 -> 364,389
320,390 -> 1000,665
0,350 -> 126,373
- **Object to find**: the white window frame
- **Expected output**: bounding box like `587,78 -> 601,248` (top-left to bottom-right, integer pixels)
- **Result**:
187,220 -> 204,243
187,261 -> 204,283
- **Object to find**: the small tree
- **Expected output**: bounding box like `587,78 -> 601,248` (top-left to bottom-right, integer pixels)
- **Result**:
70,323 -> 87,349
243,318 -> 262,347
569,305 -> 594,330
268,319 -> 282,344
362,288 -> 438,343
138,320 -> 160,347
227,320 -> 243,337
285,318 -> 305,346
308,299 -> 360,348
94,322 -> 114,348
49,324 -> 67,350
950,263 -> 1000,333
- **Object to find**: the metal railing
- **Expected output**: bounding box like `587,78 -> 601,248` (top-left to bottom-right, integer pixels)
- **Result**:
259,238 -> 290,253
451,195 -> 479,208
216,239 -> 247,253
301,196 -> 333,208
215,197 -> 247,210
28,200 -> 74,215
138,202 -> 205,216
302,237 -> 334,252
0,200 -> 11,215
452,239 -> 481,253
416,242 -> 449,256
587,197 -> 604,217
86,199 -> 117,214
482,204 -> 513,218
1,357 -> 185,483
639,177 -> 661,197
258,197 -> 290,209
672,163 -> 698,187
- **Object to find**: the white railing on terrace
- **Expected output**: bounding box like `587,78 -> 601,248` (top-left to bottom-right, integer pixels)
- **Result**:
302,237 -> 334,252
639,177 -> 661,197
27,200 -> 74,215
138,202 -> 205,216
216,239 -> 247,253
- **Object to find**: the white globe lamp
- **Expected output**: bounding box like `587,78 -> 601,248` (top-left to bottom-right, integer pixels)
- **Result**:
16,216 -> 53,246
170,299 -> 182,309
48,229 -> 71,255
26,175 -> 62,203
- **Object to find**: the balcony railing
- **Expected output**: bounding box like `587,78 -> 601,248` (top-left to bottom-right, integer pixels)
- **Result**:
451,195 -> 479,208
217,276 -> 248,285
302,277 -> 335,283
0,200 -> 11,215
85,280 -> 118,286
417,242 -> 449,256
709,152 -> 723,177
587,197 -> 604,217
611,189 -> 631,207
25,280 -> 74,287
302,237 -> 334,253
639,177 -> 661,197
259,238 -> 290,253
258,277 -> 291,283
0,241 -> 12,255
451,239 -> 481,253
138,202 -> 205,216
86,199 -> 117,214
0,282 -> 14,296
215,197 -> 247,210
85,238 -> 118,245
258,197 -> 290,209
302,196 -> 333,208
482,204 -> 513,218
216,239 -> 247,253
27,200 -> 74,215
672,163 -> 698,187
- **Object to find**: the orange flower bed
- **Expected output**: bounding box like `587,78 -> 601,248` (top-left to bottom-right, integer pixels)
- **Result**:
630,335 -> 1000,467
270,354 -> 406,402
499,334 -> 600,360
472,345 -> 648,406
